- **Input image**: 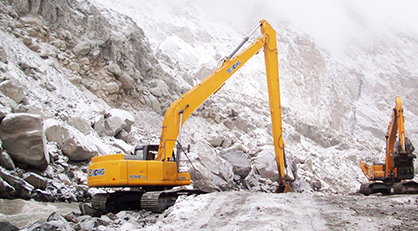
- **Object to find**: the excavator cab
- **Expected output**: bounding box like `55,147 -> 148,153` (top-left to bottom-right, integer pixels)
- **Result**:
133,145 -> 159,160
392,138 -> 415,179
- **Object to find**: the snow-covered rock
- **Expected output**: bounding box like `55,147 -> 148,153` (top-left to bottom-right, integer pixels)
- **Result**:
0,80 -> 24,104
0,140 -> 15,170
22,172 -> 48,190
68,116 -> 93,135
220,147 -> 251,179
94,108 -> 135,137
44,119 -> 102,161
189,141 -> 234,192
254,146 -> 280,182
0,113 -> 48,170
0,167 -> 34,199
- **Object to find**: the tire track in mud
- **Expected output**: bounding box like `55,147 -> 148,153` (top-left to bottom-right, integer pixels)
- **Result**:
315,194 -> 418,231
192,191 -> 251,230
144,192 -> 418,230
192,192 -> 329,231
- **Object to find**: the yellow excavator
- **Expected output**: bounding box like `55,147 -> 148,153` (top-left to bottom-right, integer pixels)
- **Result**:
360,97 -> 418,195
86,19 -> 291,214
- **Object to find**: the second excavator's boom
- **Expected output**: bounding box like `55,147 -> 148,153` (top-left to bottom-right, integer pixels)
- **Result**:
156,20 -> 290,192
385,97 -> 406,171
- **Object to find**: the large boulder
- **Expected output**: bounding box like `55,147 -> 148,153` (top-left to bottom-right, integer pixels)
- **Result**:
254,146 -> 280,182
103,115 -> 124,137
118,73 -> 135,90
109,109 -> 134,132
106,62 -> 122,77
189,141 -> 234,192
44,119 -> 102,161
220,148 -> 251,179
73,41 -> 91,56
68,116 -> 93,135
149,80 -> 170,97
46,212 -> 73,231
94,109 -> 135,136
0,80 -> 25,104
0,113 -> 49,170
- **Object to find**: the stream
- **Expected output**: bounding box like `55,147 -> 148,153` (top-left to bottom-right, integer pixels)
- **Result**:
0,199 -> 79,229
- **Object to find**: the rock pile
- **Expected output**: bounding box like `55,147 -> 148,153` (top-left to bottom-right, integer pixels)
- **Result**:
0,0 -> 152,202
18,210 -> 160,231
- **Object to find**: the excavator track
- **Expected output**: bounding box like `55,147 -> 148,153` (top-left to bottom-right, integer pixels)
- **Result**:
141,191 -> 176,213
359,183 -> 391,196
141,188 -> 207,213
91,188 -> 207,214
393,181 -> 418,194
360,181 -> 418,195
91,193 -> 111,212
91,191 -> 144,214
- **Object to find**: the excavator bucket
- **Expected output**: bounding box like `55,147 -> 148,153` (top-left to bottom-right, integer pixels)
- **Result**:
276,183 -> 292,193
359,161 -> 371,180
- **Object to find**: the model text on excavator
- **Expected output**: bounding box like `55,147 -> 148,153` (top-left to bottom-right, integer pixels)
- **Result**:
86,20 -> 292,214
360,97 -> 418,195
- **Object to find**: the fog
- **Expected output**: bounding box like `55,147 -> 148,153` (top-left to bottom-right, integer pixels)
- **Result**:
191,0 -> 418,55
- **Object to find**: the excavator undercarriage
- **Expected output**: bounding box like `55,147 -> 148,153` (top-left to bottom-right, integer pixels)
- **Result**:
90,188 -> 206,214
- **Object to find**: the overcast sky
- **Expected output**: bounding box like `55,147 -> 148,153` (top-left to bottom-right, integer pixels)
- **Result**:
191,0 -> 418,54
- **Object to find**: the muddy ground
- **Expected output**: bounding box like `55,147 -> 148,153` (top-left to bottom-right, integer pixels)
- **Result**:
1,192 -> 418,230
140,192 -> 418,231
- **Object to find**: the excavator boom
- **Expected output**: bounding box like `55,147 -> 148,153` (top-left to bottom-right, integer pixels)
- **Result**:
156,19 -> 289,191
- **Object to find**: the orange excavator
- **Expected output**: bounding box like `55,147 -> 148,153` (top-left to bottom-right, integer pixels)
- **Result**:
85,20 -> 292,214
360,97 -> 418,195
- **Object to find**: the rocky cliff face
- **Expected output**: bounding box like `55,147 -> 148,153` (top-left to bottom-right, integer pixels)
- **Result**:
0,0 -> 176,202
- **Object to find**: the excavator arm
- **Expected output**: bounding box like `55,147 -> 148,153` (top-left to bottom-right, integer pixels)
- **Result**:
157,19 -> 290,191
385,97 -> 405,171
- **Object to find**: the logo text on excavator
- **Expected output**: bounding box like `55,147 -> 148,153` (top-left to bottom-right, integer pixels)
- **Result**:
89,168 -> 105,177
227,60 -> 241,74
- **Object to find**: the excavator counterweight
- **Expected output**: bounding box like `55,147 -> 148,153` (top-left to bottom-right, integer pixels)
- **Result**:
85,20 -> 291,215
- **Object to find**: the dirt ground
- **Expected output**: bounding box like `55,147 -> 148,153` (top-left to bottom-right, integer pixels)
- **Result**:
140,191 -> 418,231
2,191 -> 417,230
316,193 -> 418,230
